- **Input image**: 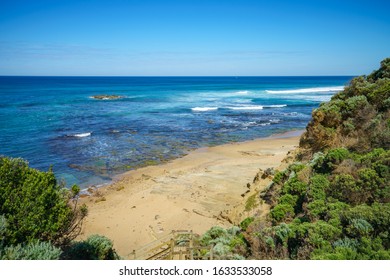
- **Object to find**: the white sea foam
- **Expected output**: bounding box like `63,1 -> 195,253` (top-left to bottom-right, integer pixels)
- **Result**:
265,86 -> 344,94
281,112 -> 308,117
263,104 -> 287,108
235,90 -> 250,95
241,121 -> 257,127
191,107 -> 218,112
226,105 -> 264,110
297,95 -> 333,102
74,132 -> 91,138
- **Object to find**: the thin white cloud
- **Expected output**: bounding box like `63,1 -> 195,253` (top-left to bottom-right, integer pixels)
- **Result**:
0,41 -> 114,59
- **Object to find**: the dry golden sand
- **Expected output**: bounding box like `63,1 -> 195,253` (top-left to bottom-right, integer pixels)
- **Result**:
79,130 -> 302,258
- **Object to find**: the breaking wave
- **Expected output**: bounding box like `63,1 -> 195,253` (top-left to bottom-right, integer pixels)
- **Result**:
265,86 -> 344,94
191,107 -> 218,112
74,132 -> 92,138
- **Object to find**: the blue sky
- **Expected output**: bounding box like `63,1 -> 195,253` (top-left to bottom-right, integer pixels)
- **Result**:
0,0 -> 389,76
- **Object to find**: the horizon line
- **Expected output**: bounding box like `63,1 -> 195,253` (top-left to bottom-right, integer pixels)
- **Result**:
0,74 -> 357,78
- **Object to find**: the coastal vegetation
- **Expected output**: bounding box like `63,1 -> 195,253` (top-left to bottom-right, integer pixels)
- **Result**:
0,157 -> 119,259
198,58 -> 390,260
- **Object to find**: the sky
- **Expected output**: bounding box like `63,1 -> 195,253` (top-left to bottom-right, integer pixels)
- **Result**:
0,0 -> 389,76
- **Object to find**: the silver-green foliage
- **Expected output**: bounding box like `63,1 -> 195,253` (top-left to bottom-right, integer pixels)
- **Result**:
199,226 -> 246,259
0,241 -> 62,260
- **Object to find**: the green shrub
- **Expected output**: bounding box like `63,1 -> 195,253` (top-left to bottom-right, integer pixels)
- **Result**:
333,237 -> 358,251
282,177 -> 307,196
312,246 -> 358,260
240,217 -> 254,231
63,235 -> 119,260
329,174 -> 358,203
212,243 -> 230,256
318,103 -> 342,128
229,234 -> 246,249
367,79 -> 390,110
307,200 -> 327,220
85,235 -> 119,260
309,152 -> 325,167
197,226 -> 247,259
359,168 -> 387,202
346,219 -> 374,237
360,148 -> 389,165
344,95 -> 369,115
271,203 -> 295,222
342,119 -> 356,134
289,163 -> 306,173
200,226 -> 227,246
324,148 -> 350,169
265,236 -> 275,248
274,223 -> 291,246
367,58 -> 390,81
308,174 -> 329,201
0,241 -> 62,260
383,98 -> 390,111
0,157 -> 87,247
227,226 -> 241,236
0,215 -> 7,244
279,194 -> 299,207
273,170 -> 286,185
307,221 -> 342,245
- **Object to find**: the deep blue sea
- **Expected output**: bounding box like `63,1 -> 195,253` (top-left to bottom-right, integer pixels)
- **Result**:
0,76 -> 353,188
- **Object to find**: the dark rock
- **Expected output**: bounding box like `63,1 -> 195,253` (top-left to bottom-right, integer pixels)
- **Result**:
91,95 -> 124,100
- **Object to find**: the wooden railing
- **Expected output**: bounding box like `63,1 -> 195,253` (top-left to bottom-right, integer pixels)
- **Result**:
129,230 -> 215,260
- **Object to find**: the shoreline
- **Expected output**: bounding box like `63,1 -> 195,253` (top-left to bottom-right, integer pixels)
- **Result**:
81,128 -> 305,193
79,129 -> 303,258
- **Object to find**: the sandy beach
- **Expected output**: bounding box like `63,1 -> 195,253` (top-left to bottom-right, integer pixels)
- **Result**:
79,130 -> 302,258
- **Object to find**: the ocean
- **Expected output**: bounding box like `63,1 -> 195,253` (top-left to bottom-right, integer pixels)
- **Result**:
0,76 -> 353,188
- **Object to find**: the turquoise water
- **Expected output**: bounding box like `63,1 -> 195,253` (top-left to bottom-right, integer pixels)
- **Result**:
0,76 -> 353,187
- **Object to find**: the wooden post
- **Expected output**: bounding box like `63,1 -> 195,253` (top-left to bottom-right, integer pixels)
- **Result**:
189,230 -> 194,260
169,238 -> 175,260
132,250 -> 136,260
179,248 -> 183,260
209,245 -> 213,260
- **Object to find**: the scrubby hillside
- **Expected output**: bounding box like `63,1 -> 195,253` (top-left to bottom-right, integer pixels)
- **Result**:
243,58 -> 390,260
300,58 -> 390,153
197,58 -> 390,260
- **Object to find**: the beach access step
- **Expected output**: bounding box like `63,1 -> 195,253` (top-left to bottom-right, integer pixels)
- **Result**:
129,230 -> 216,260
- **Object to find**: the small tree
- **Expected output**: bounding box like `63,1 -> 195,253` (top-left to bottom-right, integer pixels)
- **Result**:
0,157 -> 87,247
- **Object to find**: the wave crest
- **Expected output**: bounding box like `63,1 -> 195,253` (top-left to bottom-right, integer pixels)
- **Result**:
226,105 -> 264,110
263,104 -> 287,108
74,132 -> 92,138
266,86 -> 344,94
235,90 -> 249,95
191,107 -> 218,112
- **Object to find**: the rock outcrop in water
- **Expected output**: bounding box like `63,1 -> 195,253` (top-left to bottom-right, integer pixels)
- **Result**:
91,95 -> 124,100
